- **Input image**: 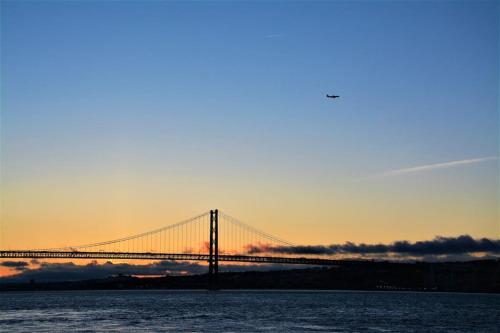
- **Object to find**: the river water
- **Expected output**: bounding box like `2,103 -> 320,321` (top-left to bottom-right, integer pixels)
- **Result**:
0,290 -> 499,332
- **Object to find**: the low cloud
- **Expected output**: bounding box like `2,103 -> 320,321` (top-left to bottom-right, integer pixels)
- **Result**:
0,261 -> 30,271
247,235 -> 500,257
0,260 -> 300,283
0,260 -> 205,283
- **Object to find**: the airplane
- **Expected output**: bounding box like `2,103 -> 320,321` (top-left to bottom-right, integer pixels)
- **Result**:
326,94 -> 339,99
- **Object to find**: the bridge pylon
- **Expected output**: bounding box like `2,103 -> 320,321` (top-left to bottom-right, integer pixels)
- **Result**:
208,209 -> 219,290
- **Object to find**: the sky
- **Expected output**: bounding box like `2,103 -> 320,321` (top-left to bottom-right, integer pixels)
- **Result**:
0,0 -> 499,271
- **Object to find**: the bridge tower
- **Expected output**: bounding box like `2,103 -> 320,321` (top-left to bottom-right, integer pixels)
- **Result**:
208,209 -> 219,290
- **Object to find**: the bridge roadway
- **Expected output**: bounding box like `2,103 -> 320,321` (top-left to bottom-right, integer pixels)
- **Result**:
0,250 -> 354,266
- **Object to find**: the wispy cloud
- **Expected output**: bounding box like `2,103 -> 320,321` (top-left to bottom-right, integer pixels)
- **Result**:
265,34 -> 283,39
362,156 -> 497,180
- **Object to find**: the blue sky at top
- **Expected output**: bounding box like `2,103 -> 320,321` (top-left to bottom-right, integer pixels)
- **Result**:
0,1 -> 498,244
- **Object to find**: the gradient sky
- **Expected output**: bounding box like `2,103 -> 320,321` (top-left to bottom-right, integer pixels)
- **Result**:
1,0 -> 498,253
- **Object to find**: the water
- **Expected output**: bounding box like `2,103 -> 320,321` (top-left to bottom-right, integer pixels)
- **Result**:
0,290 -> 499,332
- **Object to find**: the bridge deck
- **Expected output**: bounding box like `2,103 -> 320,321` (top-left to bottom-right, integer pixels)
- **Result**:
0,250 -> 354,266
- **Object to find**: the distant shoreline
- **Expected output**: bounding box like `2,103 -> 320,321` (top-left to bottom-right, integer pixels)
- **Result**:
2,260 -> 499,294
0,289 -> 500,297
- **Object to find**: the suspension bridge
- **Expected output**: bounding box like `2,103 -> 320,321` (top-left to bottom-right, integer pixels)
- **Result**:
0,209 -> 350,289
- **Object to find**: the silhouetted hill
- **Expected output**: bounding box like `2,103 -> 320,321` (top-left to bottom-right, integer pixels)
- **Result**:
1,259 -> 499,293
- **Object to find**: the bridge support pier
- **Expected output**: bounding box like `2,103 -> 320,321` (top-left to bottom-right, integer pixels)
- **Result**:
208,209 -> 219,290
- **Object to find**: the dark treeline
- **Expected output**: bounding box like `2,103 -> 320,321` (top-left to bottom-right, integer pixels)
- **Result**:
1,259 -> 499,293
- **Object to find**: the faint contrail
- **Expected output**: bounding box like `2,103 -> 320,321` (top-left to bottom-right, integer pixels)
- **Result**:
363,156 -> 498,180
381,156 -> 498,177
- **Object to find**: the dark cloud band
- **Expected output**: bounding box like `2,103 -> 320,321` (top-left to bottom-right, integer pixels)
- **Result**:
247,235 -> 500,256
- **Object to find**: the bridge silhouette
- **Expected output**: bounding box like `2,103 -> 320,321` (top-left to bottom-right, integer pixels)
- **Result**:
0,209 -> 352,289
